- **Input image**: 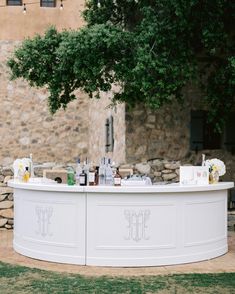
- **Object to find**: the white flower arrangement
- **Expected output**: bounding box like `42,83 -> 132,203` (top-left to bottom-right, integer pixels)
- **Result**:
13,158 -> 32,180
204,158 -> 226,176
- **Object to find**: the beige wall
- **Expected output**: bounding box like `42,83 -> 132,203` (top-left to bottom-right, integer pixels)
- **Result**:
0,0 -> 85,40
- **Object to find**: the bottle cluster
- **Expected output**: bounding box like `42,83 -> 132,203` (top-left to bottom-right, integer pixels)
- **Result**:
68,157 -> 122,186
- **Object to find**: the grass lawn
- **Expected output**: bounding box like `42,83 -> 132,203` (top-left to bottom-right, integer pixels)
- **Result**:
0,261 -> 234,293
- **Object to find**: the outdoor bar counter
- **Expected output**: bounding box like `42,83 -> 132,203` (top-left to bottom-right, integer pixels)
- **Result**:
8,180 -> 234,267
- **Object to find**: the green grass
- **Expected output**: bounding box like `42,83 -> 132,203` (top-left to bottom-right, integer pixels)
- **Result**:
0,261 -> 235,294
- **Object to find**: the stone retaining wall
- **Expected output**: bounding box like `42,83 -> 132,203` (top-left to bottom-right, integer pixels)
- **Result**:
123,159 -> 180,183
0,166 -> 14,230
228,211 -> 235,232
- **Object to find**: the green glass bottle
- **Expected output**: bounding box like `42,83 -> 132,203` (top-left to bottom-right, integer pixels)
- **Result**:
67,167 -> 75,186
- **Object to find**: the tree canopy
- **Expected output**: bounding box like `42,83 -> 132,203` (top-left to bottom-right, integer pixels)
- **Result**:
8,0 -> 235,131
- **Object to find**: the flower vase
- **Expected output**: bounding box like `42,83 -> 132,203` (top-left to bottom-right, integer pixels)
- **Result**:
209,170 -> 219,184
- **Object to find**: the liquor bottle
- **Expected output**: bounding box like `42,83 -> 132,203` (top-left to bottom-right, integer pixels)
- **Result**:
95,166 -> 99,185
88,165 -> 95,186
114,167 -> 122,186
75,158 -> 83,185
79,170 -> 87,186
98,157 -> 105,185
105,158 -> 113,186
23,167 -> 30,182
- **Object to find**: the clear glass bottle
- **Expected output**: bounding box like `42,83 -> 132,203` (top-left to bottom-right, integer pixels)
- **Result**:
105,158 -> 113,186
99,157 -> 105,185
75,158 -> 83,185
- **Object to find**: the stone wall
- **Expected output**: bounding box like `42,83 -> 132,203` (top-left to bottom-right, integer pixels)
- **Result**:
0,166 -> 14,230
88,91 -> 126,166
0,40 -> 91,165
125,102 -> 191,163
125,84 -> 204,163
0,41 -> 127,166
228,211 -> 235,232
124,159 -> 180,183
125,96 -> 235,184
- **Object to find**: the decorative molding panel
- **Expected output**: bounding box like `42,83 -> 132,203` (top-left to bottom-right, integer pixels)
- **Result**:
124,209 -> 150,242
35,206 -> 53,237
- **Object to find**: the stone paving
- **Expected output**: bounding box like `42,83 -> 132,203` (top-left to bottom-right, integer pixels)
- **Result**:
0,230 -> 234,277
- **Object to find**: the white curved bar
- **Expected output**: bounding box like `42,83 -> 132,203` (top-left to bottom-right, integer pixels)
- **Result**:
8,180 -> 234,267
8,180 -> 234,193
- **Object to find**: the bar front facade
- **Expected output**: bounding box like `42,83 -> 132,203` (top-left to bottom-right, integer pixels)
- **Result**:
9,181 -> 234,267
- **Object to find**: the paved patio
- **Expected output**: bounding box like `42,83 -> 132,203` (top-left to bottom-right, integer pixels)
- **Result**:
0,230 -> 234,277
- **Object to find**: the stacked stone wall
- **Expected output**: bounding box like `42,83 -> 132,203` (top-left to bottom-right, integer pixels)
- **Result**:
125,101 -> 235,184
0,40 -> 91,165
228,211 -> 235,232
0,163 -> 69,230
125,102 -> 190,163
0,167 -> 14,230
122,159 -> 180,183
